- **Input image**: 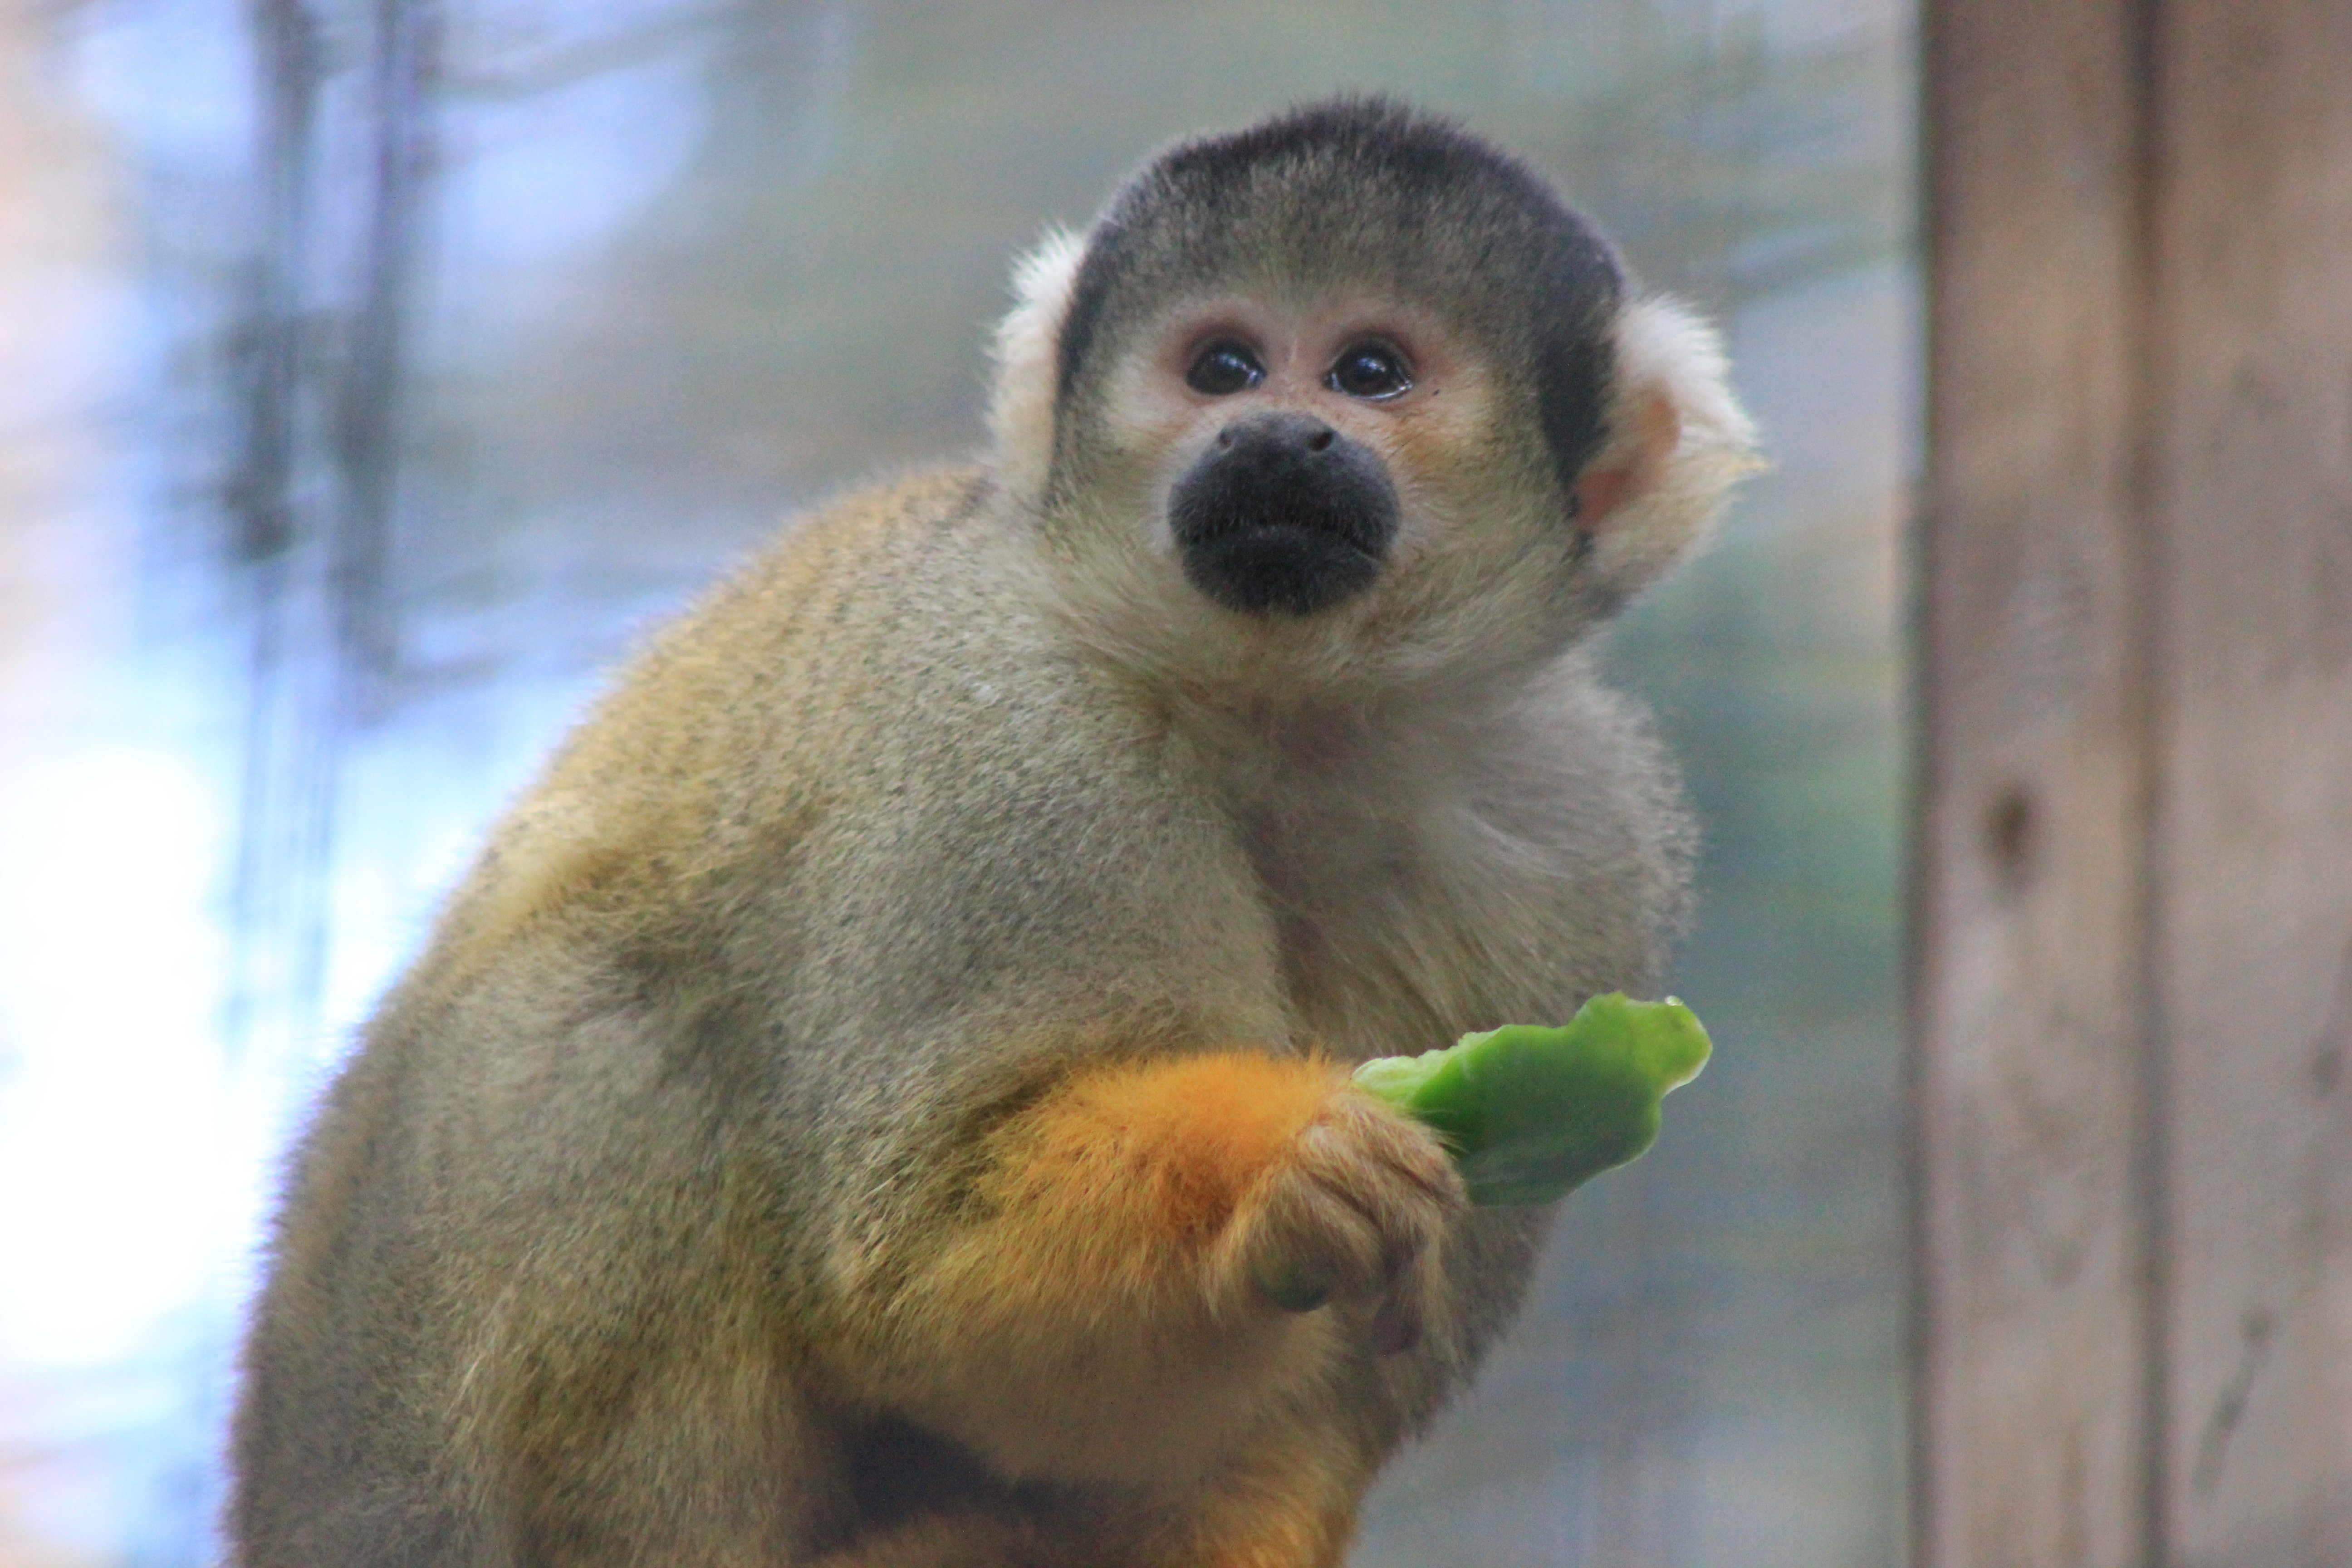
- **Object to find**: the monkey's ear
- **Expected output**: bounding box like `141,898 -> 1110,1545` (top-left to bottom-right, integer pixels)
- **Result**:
1572,297 -> 1763,600
989,227 -> 1089,506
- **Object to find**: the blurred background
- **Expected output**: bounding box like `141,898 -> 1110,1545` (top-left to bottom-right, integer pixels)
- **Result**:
0,1 -> 1913,1564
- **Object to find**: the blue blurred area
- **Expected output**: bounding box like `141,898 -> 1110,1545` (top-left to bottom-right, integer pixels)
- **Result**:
0,3 -> 1913,1563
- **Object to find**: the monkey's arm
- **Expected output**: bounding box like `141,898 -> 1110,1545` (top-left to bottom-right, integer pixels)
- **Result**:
821,1046 -> 1463,1494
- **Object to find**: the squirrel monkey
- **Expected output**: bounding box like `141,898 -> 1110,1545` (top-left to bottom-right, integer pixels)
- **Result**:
230,99 -> 1757,1567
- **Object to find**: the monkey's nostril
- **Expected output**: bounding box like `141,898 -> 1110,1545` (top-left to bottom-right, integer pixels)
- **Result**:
1217,427 -> 1235,449
1308,427 -> 1334,452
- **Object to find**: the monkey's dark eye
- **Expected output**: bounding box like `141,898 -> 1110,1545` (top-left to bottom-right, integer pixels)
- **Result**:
1327,343 -> 1413,401
1186,340 -> 1265,396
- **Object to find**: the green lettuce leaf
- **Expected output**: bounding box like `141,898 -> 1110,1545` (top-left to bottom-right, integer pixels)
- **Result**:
1352,993 -> 1711,1205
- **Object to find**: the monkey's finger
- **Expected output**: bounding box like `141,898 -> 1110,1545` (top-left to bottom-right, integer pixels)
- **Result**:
1249,1251 -> 1333,1314
1294,1098 -> 1464,1260
1312,1090 -> 1464,1200
1240,1157 -> 1392,1312
1367,1288 -> 1424,1356
1372,1232 -> 1455,1357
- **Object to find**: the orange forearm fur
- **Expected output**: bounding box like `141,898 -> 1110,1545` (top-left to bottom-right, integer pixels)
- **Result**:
966,1050 -> 1348,1309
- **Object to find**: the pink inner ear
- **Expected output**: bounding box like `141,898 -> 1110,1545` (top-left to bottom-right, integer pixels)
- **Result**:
1573,392 -> 1682,528
1573,465 -> 1637,526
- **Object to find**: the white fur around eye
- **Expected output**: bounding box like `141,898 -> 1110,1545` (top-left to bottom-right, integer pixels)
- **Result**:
989,227 -> 1088,506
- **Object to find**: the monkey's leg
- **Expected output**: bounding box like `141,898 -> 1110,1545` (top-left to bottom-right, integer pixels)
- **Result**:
1153,1419 -> 1369,1568
809,1512 -> 1089,1568
835,1048 -> 1461,1506
809,1432 -> 1364,1568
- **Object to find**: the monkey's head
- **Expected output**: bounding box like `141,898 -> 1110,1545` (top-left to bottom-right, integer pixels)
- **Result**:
990,99 -> 1758,696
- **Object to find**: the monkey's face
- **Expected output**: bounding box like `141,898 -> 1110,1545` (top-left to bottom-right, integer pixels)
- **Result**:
1085,292 -> 1532,631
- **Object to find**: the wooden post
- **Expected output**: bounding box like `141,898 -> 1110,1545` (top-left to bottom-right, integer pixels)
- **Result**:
1917,1 -> 2352,1563
1915,0 -> 2159,1560
2149,0 -> 2352,1558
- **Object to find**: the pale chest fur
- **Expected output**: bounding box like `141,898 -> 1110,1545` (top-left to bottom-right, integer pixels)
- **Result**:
1185,682 -> 1649,1062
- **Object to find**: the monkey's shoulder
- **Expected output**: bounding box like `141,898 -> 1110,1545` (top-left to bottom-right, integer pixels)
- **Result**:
663,463 -> 1187,808
430,466 -> 1230,986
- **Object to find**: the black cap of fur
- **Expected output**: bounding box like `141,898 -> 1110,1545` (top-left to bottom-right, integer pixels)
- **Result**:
1056,98 -> 1625,507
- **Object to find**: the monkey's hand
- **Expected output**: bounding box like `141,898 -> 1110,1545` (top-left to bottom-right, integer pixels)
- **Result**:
1220,1083 -> 1465,1356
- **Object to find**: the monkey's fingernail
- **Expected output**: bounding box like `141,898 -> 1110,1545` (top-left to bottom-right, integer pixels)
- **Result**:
1251,1257 -> 1330,1314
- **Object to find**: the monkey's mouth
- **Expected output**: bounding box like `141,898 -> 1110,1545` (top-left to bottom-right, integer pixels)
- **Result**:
1176,526 -> 1386,617
1168,412 -> 1401,617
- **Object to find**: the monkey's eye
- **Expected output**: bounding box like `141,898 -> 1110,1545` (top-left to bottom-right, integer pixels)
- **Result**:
1327,343 -> 1413,401
1185,340 -> 1265,396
